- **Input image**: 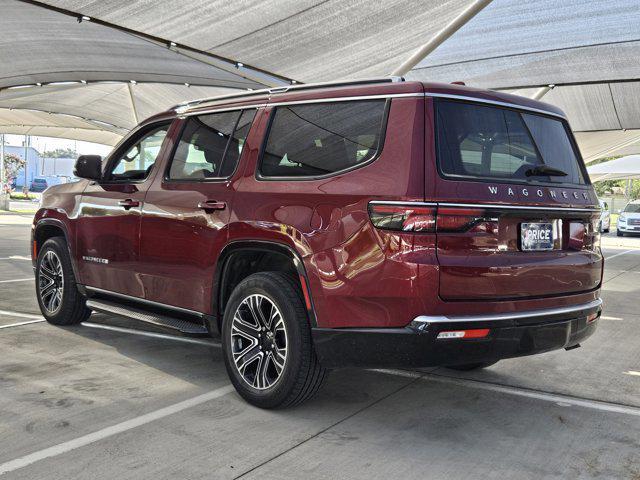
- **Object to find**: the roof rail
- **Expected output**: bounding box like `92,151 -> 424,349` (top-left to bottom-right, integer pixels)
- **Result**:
172,76 -> 404,112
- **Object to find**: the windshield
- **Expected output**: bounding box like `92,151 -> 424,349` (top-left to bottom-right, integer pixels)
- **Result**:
624,204 -> 640,213
435,100 -> 586,186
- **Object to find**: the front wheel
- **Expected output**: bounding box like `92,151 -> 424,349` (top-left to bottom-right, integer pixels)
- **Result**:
36,237 -> 90,326
617,229 -> 624,237
221,272 -> 327,409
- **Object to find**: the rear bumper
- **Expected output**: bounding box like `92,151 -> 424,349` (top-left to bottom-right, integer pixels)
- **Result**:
312,299 -> 602,368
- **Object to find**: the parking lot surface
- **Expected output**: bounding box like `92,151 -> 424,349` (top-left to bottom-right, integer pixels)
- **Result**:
1,217 -> 639,479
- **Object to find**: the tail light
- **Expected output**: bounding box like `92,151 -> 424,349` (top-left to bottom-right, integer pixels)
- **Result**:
368,202 -> 494,233
368,203 -> 436,232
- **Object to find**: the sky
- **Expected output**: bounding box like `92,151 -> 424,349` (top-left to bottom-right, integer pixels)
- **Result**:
2,134 -> 113,157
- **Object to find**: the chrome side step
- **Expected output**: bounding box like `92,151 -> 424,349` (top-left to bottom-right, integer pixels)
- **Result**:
86,299 -> 209,336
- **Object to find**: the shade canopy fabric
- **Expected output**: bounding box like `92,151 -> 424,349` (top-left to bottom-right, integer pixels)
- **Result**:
587,156 -> 640,182
1,0 -> 640,161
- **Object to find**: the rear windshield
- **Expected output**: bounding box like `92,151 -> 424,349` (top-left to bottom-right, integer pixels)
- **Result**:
435,100 -> 587,186
625,204 -> 640,213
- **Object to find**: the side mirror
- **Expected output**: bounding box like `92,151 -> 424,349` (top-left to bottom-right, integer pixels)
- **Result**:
74,155 -> 103,181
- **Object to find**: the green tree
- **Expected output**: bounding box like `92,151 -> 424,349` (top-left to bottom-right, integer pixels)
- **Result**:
42,147 -> 78,159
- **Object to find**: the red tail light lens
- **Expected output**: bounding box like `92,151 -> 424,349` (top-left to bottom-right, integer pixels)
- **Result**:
368,203 -> 436,232
369,203 -> 494,233
436,207 -> 487,232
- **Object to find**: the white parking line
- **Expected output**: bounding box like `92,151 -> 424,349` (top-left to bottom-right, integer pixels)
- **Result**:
0,319 -> 45,329
0,278 -> 32,284
0,255 -> 31,261
0,384 -> 235,476
375,369 -> 640,417
604,249 -> 638,260
0,309 -> 43,320
82,322 -> 221,347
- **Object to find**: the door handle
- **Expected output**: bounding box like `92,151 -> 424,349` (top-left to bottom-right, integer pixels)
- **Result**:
198,200 -> 226,212
118,199 -> 140,210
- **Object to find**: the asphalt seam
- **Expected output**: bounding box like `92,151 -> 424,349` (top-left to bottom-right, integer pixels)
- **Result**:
231,373 -> 426,480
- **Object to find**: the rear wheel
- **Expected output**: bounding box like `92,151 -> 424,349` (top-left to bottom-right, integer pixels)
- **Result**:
445,360 -> 498,371
221,272 -> 327,408
36,237 -> 90,326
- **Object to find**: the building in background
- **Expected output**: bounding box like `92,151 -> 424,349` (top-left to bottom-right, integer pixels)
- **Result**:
3,145 -> 42,188
40,157 -> 76,178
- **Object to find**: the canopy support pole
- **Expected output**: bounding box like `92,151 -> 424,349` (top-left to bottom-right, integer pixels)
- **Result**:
391,0 -> 493,76
127,83 -> 139,125
531,85 -> 554,100
0,134 -> 7,211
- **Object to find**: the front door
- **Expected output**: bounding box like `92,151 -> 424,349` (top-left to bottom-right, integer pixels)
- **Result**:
139,108 -> 259,313
76,122 -> 172,297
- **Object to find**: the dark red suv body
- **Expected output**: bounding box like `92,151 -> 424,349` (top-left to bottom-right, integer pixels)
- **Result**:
32,79 -> 603,407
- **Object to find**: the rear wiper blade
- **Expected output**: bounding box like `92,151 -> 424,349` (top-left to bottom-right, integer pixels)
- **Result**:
525,165 -> 568,177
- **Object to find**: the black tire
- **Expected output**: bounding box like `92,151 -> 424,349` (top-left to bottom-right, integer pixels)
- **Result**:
445,360 -> 499,371
35,237 -> 91,326
617,229 -> 623,237
603,228 -> 610,233
221,272 -> 327,409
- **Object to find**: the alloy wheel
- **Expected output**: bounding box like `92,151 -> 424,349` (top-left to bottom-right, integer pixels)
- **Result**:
38,250 -> 64,315
230,294 -> 288,390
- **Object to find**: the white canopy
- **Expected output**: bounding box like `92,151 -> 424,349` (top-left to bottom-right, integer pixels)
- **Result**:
587,156 -> 640,182
1,0 -> 640,160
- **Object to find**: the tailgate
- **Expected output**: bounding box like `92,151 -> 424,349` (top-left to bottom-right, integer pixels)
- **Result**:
436,204 -> 603,300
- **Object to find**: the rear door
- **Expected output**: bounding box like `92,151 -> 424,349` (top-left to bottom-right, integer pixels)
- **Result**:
430,98 -> 603,301
138,108 -> 258,313
76,122 -> 171,297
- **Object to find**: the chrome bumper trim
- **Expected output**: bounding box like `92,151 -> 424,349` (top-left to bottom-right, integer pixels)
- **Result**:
411,298 -> 602,328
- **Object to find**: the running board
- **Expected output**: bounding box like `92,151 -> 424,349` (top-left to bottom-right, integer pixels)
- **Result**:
85,299 -> 209,336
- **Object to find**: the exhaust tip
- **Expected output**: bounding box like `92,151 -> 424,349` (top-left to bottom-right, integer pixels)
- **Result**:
565,343 -> 581,351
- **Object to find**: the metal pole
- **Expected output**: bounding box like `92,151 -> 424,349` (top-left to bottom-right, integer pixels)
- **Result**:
531,85 -> 554,101
24,135 -> 29,193
391,0 -> 493,76
0,134 -> 6,210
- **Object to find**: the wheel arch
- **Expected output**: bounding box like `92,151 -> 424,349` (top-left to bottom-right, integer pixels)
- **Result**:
33,218 -> 79,280
214,240 -> 317,333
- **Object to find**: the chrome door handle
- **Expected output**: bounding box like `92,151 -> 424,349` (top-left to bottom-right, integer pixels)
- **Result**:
118,199 -> 140,210
198,200 -> 226,212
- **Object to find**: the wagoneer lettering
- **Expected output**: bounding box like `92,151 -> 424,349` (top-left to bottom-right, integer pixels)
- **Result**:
32,78 -> 603,408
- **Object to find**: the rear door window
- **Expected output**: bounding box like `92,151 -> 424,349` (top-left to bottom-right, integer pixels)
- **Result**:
259,100 -> 387,178
167,109 -> 256,180
435,100 -> 586,186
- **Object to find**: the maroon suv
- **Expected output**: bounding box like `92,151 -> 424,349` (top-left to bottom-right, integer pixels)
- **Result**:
32,78 -> 603,408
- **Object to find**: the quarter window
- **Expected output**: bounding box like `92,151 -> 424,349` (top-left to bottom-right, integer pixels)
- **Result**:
259,100 -> 387,178
168,109 -> 256,180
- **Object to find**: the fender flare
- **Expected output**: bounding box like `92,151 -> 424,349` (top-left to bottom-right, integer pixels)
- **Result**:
33,217 -> 80,280
214,240 -> 318,327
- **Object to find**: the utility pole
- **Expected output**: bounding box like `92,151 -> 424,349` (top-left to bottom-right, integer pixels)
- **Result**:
0,133 -> 7,210
23,135 -> 29,194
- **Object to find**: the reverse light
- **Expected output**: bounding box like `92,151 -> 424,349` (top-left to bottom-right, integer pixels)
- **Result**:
437,329 -> 490,339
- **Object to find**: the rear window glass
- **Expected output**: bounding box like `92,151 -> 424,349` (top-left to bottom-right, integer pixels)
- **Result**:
260,100 -> 387,178
435,100 -> 586,185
